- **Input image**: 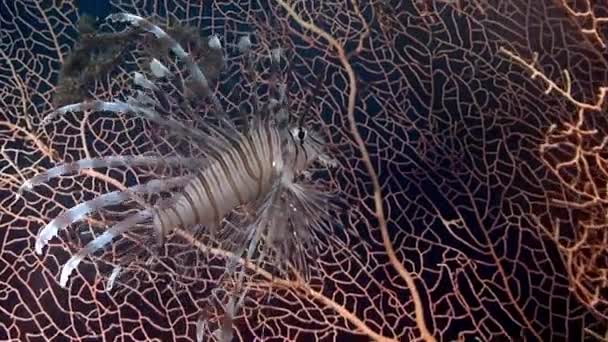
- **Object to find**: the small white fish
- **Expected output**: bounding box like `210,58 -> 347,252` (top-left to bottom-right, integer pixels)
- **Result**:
150,58 -> 172,78
196,317 -> 206,342
133,90 -> 159,107
133,72 -> 158,91
237,35 -> 251,53
277,82 -> 287,103
270,47 -> 282,64
213,316 -> 233,342
105,266 -> 121,291
208,34 -> 222,50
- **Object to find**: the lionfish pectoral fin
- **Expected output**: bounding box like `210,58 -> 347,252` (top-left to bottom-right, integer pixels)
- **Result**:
34,175 -> 191,255
59,209 -> 153,288
20,154 -> 199,200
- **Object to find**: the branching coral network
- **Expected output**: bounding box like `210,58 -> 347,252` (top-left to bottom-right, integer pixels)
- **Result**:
501,31 -> 608,338
557,0 -> 608,49
5,0 -> 608,341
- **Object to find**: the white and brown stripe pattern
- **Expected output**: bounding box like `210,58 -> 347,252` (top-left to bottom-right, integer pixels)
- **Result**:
153,122 -> 284,239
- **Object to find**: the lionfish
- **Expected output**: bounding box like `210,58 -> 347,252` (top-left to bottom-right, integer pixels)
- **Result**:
19,13 -> 338,293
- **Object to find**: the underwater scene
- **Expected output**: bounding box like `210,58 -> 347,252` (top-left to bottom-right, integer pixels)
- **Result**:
2,0 -> 608,341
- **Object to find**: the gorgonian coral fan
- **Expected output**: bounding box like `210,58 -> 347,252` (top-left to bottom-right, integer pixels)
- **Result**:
5,0 -> 608,341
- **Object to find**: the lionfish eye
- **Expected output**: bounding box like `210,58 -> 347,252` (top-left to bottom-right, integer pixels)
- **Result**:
297,128 -> 306,141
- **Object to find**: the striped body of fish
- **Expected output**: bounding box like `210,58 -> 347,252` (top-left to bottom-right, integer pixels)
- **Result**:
154,122 -> 321,241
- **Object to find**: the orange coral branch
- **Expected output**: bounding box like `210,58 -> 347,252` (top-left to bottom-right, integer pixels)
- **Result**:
271,1 -> 437,341
499,47 -> 608,112
556,0 -> 608,48
175,229 -> 398,342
